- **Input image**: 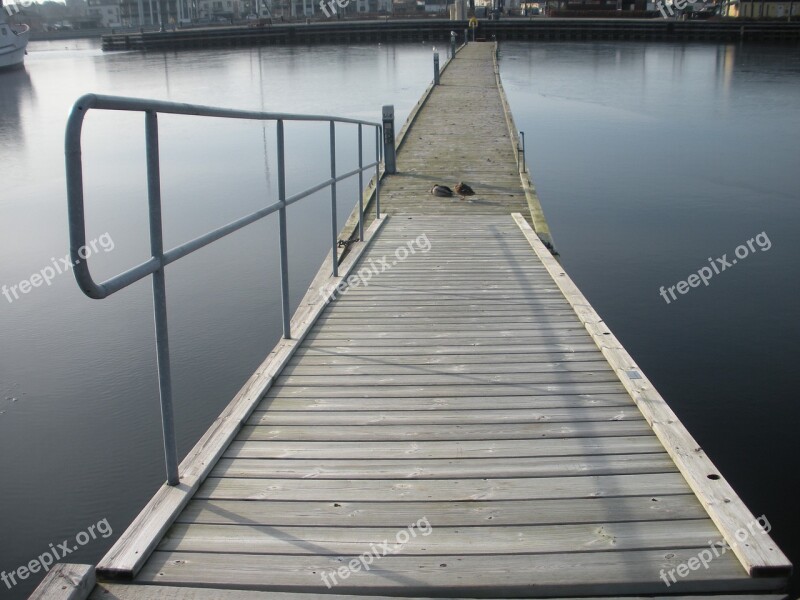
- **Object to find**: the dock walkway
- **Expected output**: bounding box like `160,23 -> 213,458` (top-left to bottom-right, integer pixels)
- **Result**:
38,43 -> 790,600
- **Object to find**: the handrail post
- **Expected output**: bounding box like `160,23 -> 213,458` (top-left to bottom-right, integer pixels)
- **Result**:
520,130 -> 526,173
145,110 -> 179,487
375,126 -> 381,219
382,105 -> 396,175
433,51 -> 440,85
276,120 -> 291,339
329,120 -> 338,277
357,124 -> 364,241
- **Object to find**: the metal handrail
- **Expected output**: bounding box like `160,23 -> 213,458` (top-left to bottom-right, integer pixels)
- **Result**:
65,93 -> 383,486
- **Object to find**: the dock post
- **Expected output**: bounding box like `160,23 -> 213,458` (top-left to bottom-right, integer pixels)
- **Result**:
433,52 -> 440,85
464,28 -> 469,44
450,30 -> 456,57
382,105 -> 396,175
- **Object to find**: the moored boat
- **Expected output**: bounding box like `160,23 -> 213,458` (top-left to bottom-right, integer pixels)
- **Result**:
0,2 -> 29,71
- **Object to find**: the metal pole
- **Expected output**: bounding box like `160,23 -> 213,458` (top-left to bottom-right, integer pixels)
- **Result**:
357,124 -> 364,241
434,51 -> 440,85
382,105 -> 396,175
329,121 -> 338,278
520,131 -> 526,172
276,120 -> 291,339
464,28 -> 468,45
145,111 -> 179,487
375,126 -> 381,219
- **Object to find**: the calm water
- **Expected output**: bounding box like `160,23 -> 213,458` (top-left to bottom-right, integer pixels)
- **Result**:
1,39 -> 798,597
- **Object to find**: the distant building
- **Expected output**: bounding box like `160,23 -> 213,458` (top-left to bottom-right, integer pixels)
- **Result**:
728,0 -> 797,16
87,0 -> 121,26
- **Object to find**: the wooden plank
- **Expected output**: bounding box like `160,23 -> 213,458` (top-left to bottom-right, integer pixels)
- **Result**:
91,585 -> 791,600
247,406 -> 640,426
262,382 -> 628,398
29,564 -> 96,600
208,454 -> 675,480
256,393 -> 636,412
178,494 -> 707,527
223,436 -> 664,459
275,371 -> 619,387
95,217 -> 388,579
236,421 -> 653,442
513,213 -> 792,577
281,359 -> 609,376
135,549 -> 784,595
196,473 -> 718,502
157,520 -> 719,555
285,352 -> 608,368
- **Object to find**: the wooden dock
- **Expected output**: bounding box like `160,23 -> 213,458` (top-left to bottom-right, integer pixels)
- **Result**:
36,43 -> 791,600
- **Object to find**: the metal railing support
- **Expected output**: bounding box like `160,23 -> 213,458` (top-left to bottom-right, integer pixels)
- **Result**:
382,105 -> 396,175
519,130 -> 526,173
65,94 -> 384,486
145,111 -> 180,487
329,120 -> 338,277
276,119 -> 291,339
357,123 -> 364,241
375,126 -> 381,218
433,51 -> 440,85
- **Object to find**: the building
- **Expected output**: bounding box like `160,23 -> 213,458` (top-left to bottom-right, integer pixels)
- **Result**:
725,0 -> 797,15
87,0 -> 121,26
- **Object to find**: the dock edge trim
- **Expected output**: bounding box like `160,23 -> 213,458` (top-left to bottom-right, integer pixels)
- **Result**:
513,212 -> 792,580
95,216 -> 389,580
495,45 -> 554,252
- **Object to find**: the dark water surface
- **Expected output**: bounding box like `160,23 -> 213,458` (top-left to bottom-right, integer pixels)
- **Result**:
1,39 -> 798,598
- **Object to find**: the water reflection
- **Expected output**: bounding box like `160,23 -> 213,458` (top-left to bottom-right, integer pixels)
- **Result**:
0,68 -> 35,147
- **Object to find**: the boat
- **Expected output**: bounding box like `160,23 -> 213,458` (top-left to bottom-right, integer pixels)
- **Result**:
0,2 -> 30,72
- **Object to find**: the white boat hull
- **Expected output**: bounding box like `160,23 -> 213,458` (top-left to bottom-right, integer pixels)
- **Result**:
0,20 -> 29,71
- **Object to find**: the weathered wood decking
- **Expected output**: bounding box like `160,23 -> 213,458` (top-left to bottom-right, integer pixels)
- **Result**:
37,42 -> 791,600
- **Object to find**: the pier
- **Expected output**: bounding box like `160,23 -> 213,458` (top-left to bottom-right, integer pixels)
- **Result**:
35,42 -> 791,599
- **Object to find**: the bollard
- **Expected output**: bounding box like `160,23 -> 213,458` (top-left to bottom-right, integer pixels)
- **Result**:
382,105 -> 397,175
450,30 -> 456,57
433,51 -> 440,85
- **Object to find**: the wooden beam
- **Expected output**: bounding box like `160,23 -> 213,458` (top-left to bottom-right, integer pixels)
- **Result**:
513,212 -> 792,578
29,564 -> 95,600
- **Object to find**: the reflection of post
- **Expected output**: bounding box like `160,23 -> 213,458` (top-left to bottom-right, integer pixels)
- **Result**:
382,105 -> 396,175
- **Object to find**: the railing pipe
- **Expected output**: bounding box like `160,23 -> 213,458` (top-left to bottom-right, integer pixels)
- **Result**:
145,111 -> 179,487
329,120 -> 338,278
276,120 -> 291,339
375,126 -> 381,219
64,95 -> 386,486
357,124 -> 364,241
